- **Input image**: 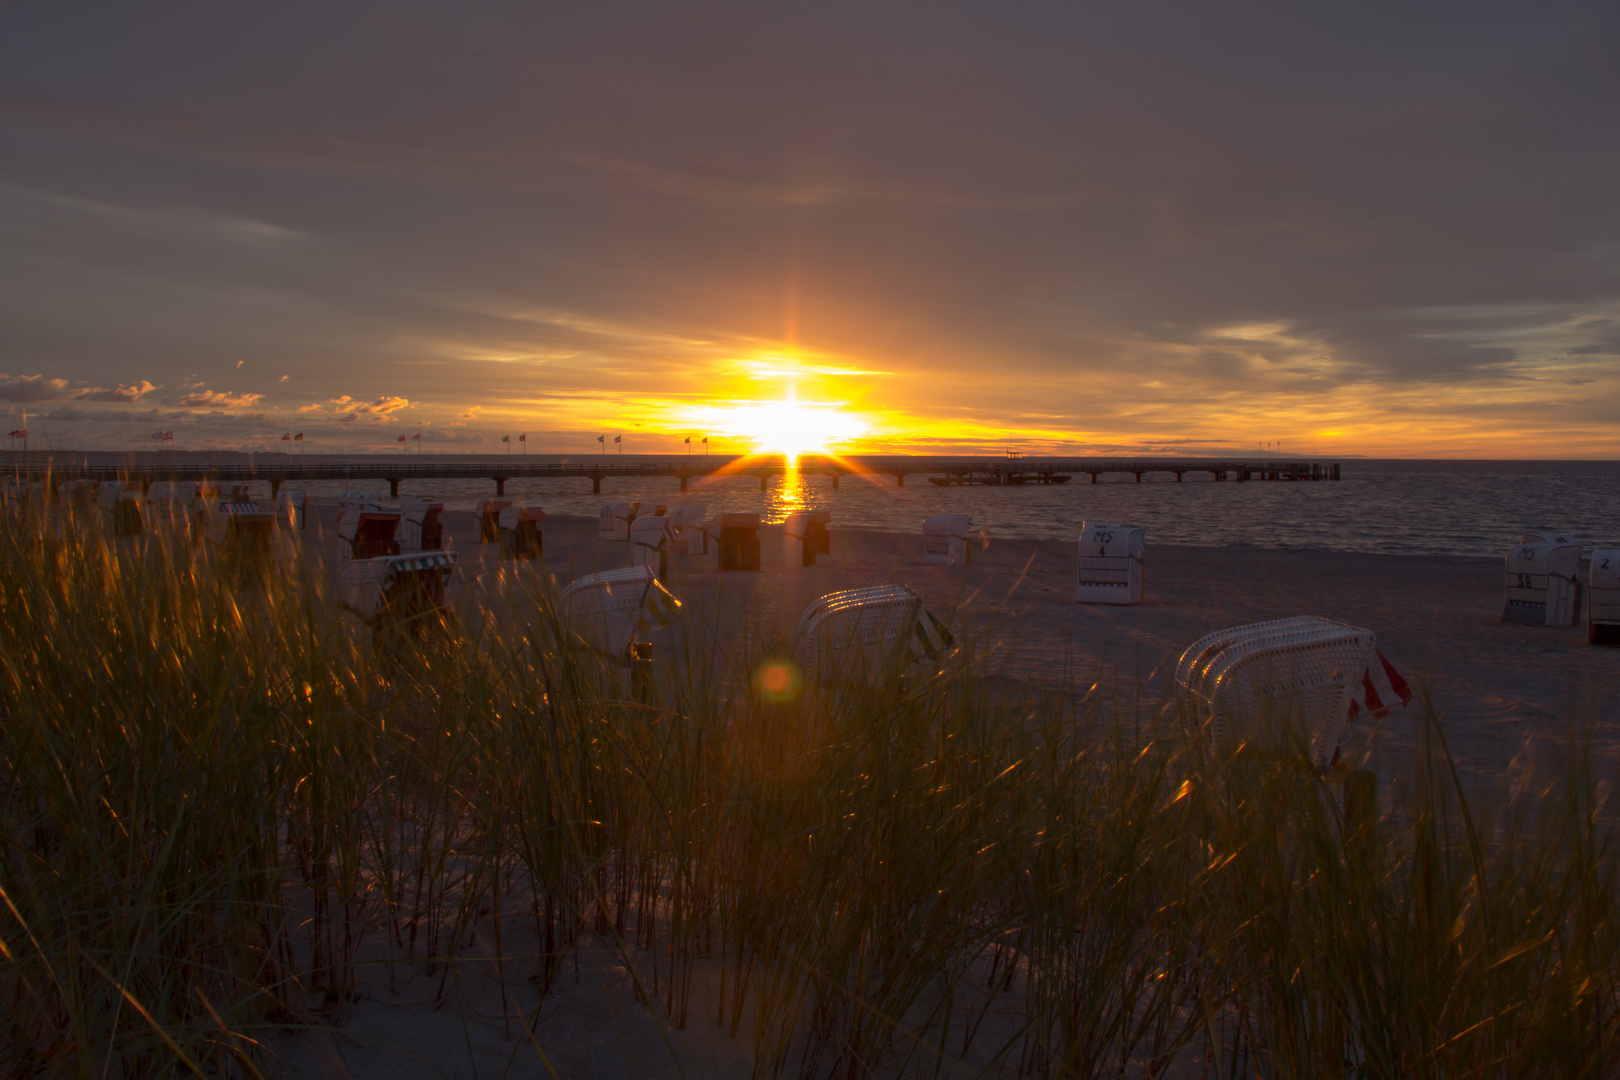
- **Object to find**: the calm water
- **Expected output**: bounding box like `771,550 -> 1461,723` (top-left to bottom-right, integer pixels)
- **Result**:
269,458 -> 1617,559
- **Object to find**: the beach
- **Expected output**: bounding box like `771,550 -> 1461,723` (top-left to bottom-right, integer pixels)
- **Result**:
272,508 -> 1619,1078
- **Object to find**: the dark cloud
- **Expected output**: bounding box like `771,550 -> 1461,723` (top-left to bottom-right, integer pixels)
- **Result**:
0,2 -> 1616,452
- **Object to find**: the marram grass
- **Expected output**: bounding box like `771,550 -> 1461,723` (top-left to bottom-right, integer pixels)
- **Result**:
0,512 -> 1616,1077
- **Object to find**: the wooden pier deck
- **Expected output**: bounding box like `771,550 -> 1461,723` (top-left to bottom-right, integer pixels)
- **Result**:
4,455 -> 1341,497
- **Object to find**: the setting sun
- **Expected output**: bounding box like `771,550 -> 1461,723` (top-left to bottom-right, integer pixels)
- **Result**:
693,398 -> 867,459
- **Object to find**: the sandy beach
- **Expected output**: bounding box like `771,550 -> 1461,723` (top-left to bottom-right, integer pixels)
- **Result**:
271,509 -> 1619,1078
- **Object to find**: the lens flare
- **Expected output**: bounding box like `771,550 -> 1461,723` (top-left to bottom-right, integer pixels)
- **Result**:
754,659 -> 803,703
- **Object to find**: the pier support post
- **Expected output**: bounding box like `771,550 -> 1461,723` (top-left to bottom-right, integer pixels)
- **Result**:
897,473 -> 904,487
680,476 -> 688,492
1134,472 -> 1142,483
1175,472 -> 1183,482
388,478 -> 400,498
830,473 -> 839,489
494,477 -> 507,496
592,477 -> 601,494
759,475 -> 767,492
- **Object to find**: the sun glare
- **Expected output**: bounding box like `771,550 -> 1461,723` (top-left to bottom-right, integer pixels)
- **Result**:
705,399 -> 867,459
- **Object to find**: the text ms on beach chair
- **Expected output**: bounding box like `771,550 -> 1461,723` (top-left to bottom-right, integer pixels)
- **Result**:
1588,547 -> 1620,647
923,514 -> 973,566
399,495 -> 445,551
599,502 -> 639,541
480,500 -> 512,543
783,511 -> 831,568
337,509 -> 401,564
794,585 -> 954,691
1502,540 -> 1582,627
340,550 -> 459,648
630,513 -> 677,576
498,505 -> 546,560
1076,522 -> 1145,605
96,482 -> 143,537
559,565 -> 682,697
1175,615 -> 1411,771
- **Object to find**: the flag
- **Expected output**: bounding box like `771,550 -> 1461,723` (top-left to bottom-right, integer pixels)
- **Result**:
1346,649 -> 1413,722
398,435 -> 407,442
412,433 -> 421,441
597,435 -> 605,443
9,429 -> 26,438
162,431 -> 174,441
501,435 -> 510,443
702,437 -> 708,444
294,432 -> 303,441
684,436 -> 690,444
518,433 -> 525,442
152,431 -> 165,441
281,432 -> 291,441
614,435 -> 621,443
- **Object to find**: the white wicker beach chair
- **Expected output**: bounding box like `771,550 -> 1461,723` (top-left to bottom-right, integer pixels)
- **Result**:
398,495 -> 445,551
559,565 -> 682,665
666,507 -> 708,554
96,482 -> 144,537
630,513 -> 677,576
497,505 -> 546,560
794,585 -> 953,690
923,514 -> 973,566
1077,522 -> 1145,605
339,550 -> 459,644
599,502 -> 639,542
1175,616 -> 1382,769
1503,541 -> 1581,627
337,509 -> 401,565
1588,547 -> 1620,647
784,511 -> 831,568
275,488 -> 307,530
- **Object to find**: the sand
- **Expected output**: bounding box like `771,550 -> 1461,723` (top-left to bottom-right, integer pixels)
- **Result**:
271,510 -> 1619,1078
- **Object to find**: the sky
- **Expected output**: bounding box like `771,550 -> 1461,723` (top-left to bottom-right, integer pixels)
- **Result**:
1,2 -> 1617,457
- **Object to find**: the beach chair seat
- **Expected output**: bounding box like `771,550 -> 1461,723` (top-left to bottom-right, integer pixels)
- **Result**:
338,510 -> 401,563
630,513 -> 677,576
784,511 -> 831,568
1077,522 -> 1145,605
498,505 -> 546,560
667,507 -> 707,554
1503,541 -> 1581,627
923,514 -> 973,566
598,502 -> 639,541
559,565 -> 681,664
399,495 -> 445,551
718,513 -> 761,571
1587,547 -> 1620,646
479,500 -> 512,543
794,585 -> 954,689
275,488 -> 307,530
339,550 -> 459,645
1175,616 -> 1404,769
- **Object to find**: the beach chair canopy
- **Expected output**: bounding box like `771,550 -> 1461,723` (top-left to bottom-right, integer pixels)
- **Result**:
598,502 -> 639,540
559,565 -> 681,661
631,513 -> 676,545
668,507 -> 706,530
924,514 -> 973,539
398,495 -> 446,550
498,505 -> 547,530
339,550 -> 458,625
1175,615 -> 1405,769
1503,541 -> 1582,627
1589,547 -> 1620,645
795,584 -> 953,688
338,492 -> 381,515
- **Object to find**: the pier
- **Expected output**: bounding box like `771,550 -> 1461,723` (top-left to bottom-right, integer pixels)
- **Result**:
5,454 -> 1341,496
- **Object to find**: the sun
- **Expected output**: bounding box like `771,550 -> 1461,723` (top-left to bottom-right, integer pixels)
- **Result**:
705,398 -> 867,459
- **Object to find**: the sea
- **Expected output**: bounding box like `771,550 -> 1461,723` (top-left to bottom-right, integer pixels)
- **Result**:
15,455 -> 1619,558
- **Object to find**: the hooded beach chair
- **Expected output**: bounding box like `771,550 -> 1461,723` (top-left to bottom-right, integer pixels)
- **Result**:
1503,540 -> 1582,627
630,512 -> 677,576
196,495 -> 277,575
559,565 -> 681,696
339,550 -> 459,647
337,492 -> 381,516
794,585 -> 954,691
1077,522 -> 1145,605
783,511 -> 831,568
337,508 -> 401,565
275,488 -> 307,530
923,514 -> 973,566
97,482 -> 144,537
1175,615 -> 1410,770
498,505 -> 546,560
599,502 -> 638,541
478,500 -> 511,543
716,512 -> 761,571
398,495 -> 445,551
1585,547 -> 1619,646
666,507 -> 708,555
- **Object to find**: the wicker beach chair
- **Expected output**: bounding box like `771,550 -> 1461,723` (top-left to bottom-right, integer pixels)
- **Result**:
398,495 -> 445,551
1502,541 -> 1582,627
923,514 -> 973,566
195,496 -> 277,577
630,513 -> 677,576
498,505 -> 546,560
716,513 -> 761,571
1076,521 -> 1145,605
599,502 -> 639,542
339,550 -> 459,647
794,585 -> 954,690
96,482 -> 144,537
559,566 -> 682,699
783,511 -> 831,568
337,509 -> 401,565
337,492 -> 381,516
275,488 -> 307,530
1586,547 -> 1619,646
666,507 -> 708,555
1175,615 -> 1393,769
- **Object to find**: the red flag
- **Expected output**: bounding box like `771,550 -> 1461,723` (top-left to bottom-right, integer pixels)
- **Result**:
294,433 -> 303,441
281,432 -> 291,441
518,433 -> 525,442
614,435 -> 621,443
163,431 -> 174,441
8,429 -> 25,439
412,433 -> 421,441
398,435 -> 407,442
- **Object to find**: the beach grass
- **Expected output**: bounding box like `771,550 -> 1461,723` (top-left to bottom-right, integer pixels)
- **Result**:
1,508 -> 1616,1077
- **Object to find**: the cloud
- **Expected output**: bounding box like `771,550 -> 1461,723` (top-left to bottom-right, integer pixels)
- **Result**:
0,374 -> 76,403
457,405 -> 483,420
168,388 -> 264,408
81,380 -> 157,402
303,394 -> 413,423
